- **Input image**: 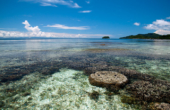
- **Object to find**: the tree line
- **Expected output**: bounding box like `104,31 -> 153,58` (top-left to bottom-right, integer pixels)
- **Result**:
120,33 -> 170,39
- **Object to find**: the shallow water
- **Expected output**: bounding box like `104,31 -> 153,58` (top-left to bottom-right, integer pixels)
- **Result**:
0,38 -> 170,109
1,69 -> 139,110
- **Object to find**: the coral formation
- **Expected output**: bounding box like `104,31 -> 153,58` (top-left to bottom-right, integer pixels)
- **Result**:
150,102 -> 170,110
89,71 -> 128,88
126,81 -> 170,103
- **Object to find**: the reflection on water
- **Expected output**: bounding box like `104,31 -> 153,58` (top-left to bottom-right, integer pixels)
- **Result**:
0,38 -> 170,109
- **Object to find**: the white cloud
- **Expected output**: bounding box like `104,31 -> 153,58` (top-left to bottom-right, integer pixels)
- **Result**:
86,1 -> 90,4
144,19 -> 170,35
154,30 -> 170,35
144,19 -> 170,30
166,17 -> 170,19
45,24 -> 89,30
134,22 -> 140,26
0,20 -> 111,38
79,10 -> 91,13
73,3 -> 80,8
23,0 -> 81,8
22,20 -> 41,32
41,2 -> 57,7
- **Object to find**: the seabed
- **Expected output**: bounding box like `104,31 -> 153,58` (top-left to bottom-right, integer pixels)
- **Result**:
0,68 -> 143,110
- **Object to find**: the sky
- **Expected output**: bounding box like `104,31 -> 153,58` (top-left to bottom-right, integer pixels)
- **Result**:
0,0 -> 170,38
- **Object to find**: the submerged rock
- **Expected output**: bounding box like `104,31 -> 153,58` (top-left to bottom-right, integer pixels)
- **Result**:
89,71 -> 128,88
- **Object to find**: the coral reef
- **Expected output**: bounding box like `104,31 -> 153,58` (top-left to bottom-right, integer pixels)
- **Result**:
89,71 -> 128,88
150,102 -> 170,110
0,60 -> 63,83
126,81 -> 170,103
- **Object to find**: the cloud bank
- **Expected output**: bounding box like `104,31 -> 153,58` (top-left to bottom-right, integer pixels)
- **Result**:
0,20 -> 111,38
144,19 -> 170,35
0,30 -> 111,38
45,24 -> 89,30
23,0 -> 81,8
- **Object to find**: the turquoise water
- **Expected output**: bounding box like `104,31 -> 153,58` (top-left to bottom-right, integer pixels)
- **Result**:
0,38 -> 170,109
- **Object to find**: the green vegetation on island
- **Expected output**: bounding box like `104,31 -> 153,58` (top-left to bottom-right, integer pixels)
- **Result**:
102,36 -> 110,39
120,33 -> 170,39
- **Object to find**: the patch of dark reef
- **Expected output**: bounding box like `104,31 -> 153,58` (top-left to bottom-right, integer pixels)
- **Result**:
120,95 -> 148,110
86,90 -> 100,102
0,60 -> 63,83
126,80 -> 170,103
149,102 -> 170,110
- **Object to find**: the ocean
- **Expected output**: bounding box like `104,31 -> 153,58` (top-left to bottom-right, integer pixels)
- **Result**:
0,38 -> 170,110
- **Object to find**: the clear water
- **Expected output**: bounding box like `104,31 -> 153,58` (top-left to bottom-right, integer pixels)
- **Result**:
0,38 -> 170,109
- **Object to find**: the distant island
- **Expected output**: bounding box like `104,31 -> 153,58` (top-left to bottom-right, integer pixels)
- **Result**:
119,33 -> 170,39
102,36 -> 110,39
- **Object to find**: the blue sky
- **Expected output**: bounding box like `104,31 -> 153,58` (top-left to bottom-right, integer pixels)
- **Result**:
0,0 -> 170,38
